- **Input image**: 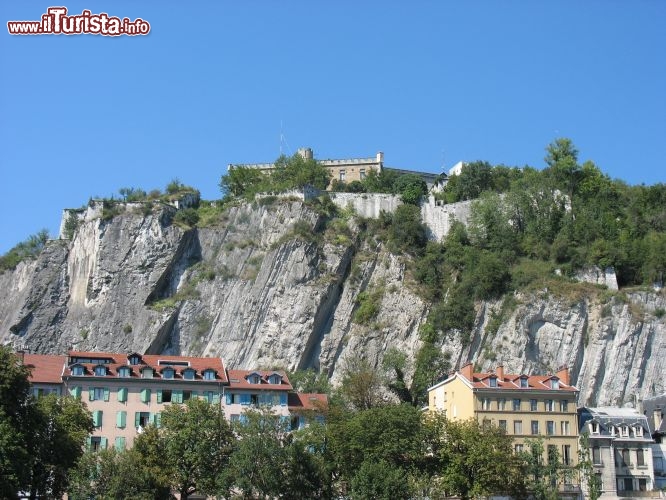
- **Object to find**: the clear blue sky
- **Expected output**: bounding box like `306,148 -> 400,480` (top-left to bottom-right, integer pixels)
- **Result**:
1,1 -> 664,253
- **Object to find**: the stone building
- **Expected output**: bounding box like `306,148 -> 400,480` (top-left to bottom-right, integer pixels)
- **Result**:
578,406 -> 657,497
642,394 -> 666,490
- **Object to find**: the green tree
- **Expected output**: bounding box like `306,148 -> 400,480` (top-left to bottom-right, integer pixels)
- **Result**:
220,165 -> 267,197
0,230 -> 50,272
288,369 -> 331,394
393,174 -> 427,205
273,152 -> 331,191
361,169 -> 399,193
337,355 -> 386,411
435,418 -> 525,499
388,204 -> 427,254
350,459 -> 409,500
157,398 -> 234,499
521,438 -> 562,500
578,432 -> 602,500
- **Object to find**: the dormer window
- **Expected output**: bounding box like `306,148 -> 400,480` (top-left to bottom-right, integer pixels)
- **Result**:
182,368 -> 195,380
162,368 -> 175,380
489,376 -> 497,388
610,425 -> 616,436
203,369 -> 216,381
520,377 -> 529,388
94,365 -> 107,376
117,366 -> 131,378
247,372 -> 261,384
128,354 -> 141,366
620,425 -> 630,437
550,378 -> 559,389
141,367 -> 153,379
268,373 -> 282,385
590,422 -> 600,434
634,426 -> 643,437
72,365 -> 85,376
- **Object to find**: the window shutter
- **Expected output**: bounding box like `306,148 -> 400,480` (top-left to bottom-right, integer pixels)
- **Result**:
103,388 -> 110,402
226,393 -> 233,405
118,387 -> 127,403
117,411 -> 126,429
134,412 -> 141,428
190,391 -> 198,400
88,387 -> 94,401
115,436 -> 125,450
140,388 -> 151,403
155,413 -> 161,428
93,410 -> 103,427
150,413 -> 157,425
212,392 -> 220,405
156,389 -> 163,404
70,386 -> 81,399
86,436 -> 92,451
100,437 -> 108,449
173,390 -> 183,404
239,414 -> 248,424
240,394 -> 250,405
280,393 -> 287,406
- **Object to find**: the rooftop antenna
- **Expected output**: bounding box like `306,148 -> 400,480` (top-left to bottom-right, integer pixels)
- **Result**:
279,121 -> 292,157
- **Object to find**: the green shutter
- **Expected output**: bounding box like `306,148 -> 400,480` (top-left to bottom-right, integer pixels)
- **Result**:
150,413 -> 157,425
115,436 -> 126,450
156,389 -> 163,403
89,387 -> 95,401
103,388 -> 110,402
134,412 -> 141,428
70,386 -> 82,399
116,411 -> 126,429
140,388 -> 151,403
155,413 -> 161,428
118,387 -> 127,403
212,392 -> 220,405
86,436 -> 92,451
190,391 -> 198,400
173,390 -> 183,404
93,410 -> 103,427
100,437 -> 108,449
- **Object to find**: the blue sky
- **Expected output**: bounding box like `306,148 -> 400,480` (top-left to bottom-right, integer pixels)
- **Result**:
1,1 -> 664,254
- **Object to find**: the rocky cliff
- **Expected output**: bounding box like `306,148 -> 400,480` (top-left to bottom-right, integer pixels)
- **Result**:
1,198 -> 664,406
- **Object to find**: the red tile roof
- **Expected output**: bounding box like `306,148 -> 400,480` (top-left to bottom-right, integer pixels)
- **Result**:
288,392 -> 328,411
460,370 -> 577,392
226,369 -> 292,391
64,351 -> 228,382
23,354 -> 67,384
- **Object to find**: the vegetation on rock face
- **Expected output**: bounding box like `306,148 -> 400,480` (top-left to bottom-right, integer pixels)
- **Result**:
0,229 -> 49,272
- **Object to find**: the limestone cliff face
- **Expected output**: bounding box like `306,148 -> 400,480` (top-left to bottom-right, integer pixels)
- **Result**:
1,199 -> 663,406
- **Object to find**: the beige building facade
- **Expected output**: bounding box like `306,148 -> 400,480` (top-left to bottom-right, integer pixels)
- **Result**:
428,363 -> 580,493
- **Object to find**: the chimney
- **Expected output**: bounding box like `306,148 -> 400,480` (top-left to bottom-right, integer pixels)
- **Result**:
460,362 -> 474,382
556,366 -> 570,386
496,365 -> 504,381
376,151 -> 384,164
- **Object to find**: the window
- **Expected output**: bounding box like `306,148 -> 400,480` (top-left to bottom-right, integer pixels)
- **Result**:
94,365 -> 107,376
513,398 -> 521,411
550,378 -> 559,389
546,421 -> 555,435
514,444 -> 524,453
360,169 -> 366,180
89,387 -> 109,401
498,420 -> 507,432
547,445 -> 558,464
621,448 -> 630,467
530,399 -> 538,411
481,398 -> 491,410
70,386 -> 82,399
590,422 -> 600,434
560,421 -> 570,436
268,374 -> 282,385
531,420 -> 539,435
514,420 -> 523,434
140,388 -> 151,403
93,410 -> 103,428
204,391 -> 220,404
128,355 -> 141,365
117,387 -> 128,403
592,447 -> 601,465
498,398 -> 506,410
162,368 -> 174,379
159,389 -> 172,403
183,368 -> 195,380
560,400 -> 568,412
622,477 -> 633,491
247,373 -> 261,384
230,414 -> 240,423
117,366 -> 130,378
203,369 -> 216,381
545,399 -> 555,411
115,436 -> 126,450
116,411 -> 126,429
72,365 -> 85,376
638,478 -> 647,491
637,448 -> 645,467
88,436 -> 107,451
489,376 -> 497,387
520,377 -> 529,388
620,425 -> 629,437
135,412 -> 151,428
562,445 -> 572,466
339,170 -> 346,182
634,426 -> 643,437
141,367 -> 153,379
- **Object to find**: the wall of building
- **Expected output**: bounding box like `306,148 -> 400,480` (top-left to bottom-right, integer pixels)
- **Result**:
428,375 -> 475,420
421,197 -> 473,242
328,192 -> 402,219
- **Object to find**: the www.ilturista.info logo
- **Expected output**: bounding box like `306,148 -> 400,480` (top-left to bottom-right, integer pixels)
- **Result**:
7,7 -> 150,36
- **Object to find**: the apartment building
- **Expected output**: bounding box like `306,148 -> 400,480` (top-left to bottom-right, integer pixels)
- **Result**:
579,406 -> 657,497
643,394 -> 666,490
25,350 -> 327,451
428,363 -> 580,471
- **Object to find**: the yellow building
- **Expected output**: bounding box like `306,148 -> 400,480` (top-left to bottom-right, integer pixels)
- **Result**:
428,363 -> 580,472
